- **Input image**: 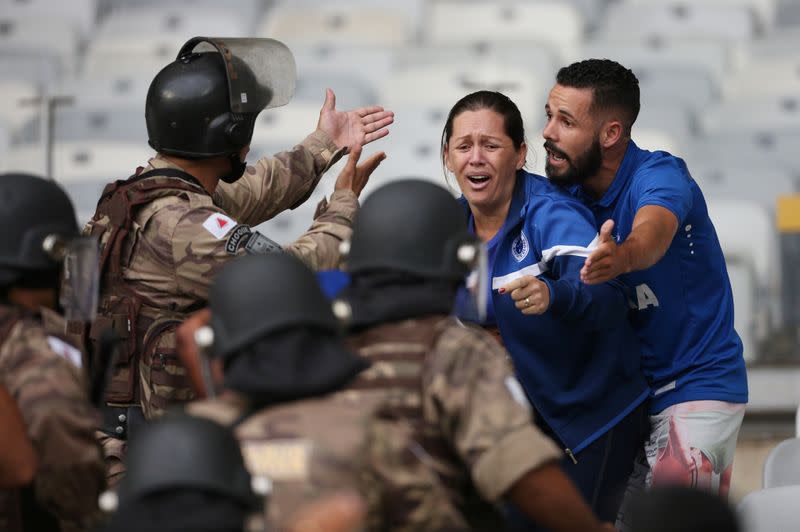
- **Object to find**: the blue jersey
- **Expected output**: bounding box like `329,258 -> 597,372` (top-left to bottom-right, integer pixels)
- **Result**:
571,141 -> 748,413
465,171 -> 649,454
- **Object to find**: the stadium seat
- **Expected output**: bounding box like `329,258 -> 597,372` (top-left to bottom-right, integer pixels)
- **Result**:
0,79 -> 39,130
796,403 -> 800,438
722,56 -> 800,100
294,72 -> 377,110
601,3 -> 756,45
635,65 -> 719,113
395,43 -> 558,88
0,0 -> 98,40
0,51 -> 62,87
14,108 -> 147,145
249,102 -> 324,153
258,4 -> 413,48
101,0 -> 263,22
381,64 -> 543,128
630,128 -> 685,158
738,485 -> 800,531
763,438 -> 800,488
624,0 -> 778,32
582,38 -> 731,85
50,76 -> 149,110
726,260 -> 758,361
0,16 -> 80,76
707,199 -> 781,345
701,94 -> 800,135
690,164 -> 796,211
684,131 -> 800,175
424,0 -> 584,62
291,45 -> 394,97
84,7 -> 250,78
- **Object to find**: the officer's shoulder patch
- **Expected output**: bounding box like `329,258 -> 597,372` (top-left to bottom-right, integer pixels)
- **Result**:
225,225 -> 252,255
241,439 -> 311,481
202,212 -> 237,239
47,336 -> 82,369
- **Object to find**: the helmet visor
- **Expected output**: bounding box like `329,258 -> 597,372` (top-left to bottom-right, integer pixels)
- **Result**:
59,236 -> 100,323
181,37 -> 296,113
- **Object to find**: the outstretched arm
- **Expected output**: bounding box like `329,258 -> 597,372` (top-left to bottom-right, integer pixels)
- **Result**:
581,205 -> 678,285
507,463 -> 613,532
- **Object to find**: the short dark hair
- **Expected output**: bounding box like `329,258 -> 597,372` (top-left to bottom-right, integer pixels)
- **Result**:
556,59 -> 640,134
440,90 -> 526,167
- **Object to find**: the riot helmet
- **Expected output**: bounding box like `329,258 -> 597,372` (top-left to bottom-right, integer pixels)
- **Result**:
115,414 -> 263,509
0,172 -> 79,284
208,253 -> 339,360
345,179 -> 482,281
145,36 -> 296,167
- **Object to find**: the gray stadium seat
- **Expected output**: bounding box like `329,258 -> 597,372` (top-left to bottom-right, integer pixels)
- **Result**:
690,164 -> 796,211
424,0 -> 584,62
701,94 -> 800,135
13,108 -> 147,145
0,16 -> 80,77
764,438 -> 800,488
0,0 -> 98,40
624,0 -> 778,32
738,485 -> 800,531
723,56 -> 800,100
684,131 -> 800,174
601,3 -> 756,45
258,4 -> 413,48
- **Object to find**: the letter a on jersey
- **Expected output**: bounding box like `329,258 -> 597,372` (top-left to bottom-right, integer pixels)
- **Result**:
635,283 -> 660,310
202,213 -> 237,239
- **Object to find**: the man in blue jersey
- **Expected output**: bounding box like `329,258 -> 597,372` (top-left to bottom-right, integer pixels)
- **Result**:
542,59 -> 748,504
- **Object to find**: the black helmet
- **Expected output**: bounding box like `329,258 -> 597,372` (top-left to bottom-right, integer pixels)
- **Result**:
0,173 -> 79,285
117,414 -> 259,509
146,36 -> 296,159
346,179 -> 479,280
145,49 -> 257,158
209,253 -> 339,359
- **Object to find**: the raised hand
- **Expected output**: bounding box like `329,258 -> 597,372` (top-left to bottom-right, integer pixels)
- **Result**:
317,88 -> 394,150
581,219 -> 629,285
333,143 -> 387,197
499,274 -> 550,316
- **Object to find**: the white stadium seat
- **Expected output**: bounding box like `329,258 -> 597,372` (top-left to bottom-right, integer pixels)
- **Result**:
707,199 -> 781,346
0,0 -> 98,40
424,0 -> 584,62
763,438 -> 800,489
0,16 -> 80,77
701,94 -> 800,135
258,5 -> 413,48
601,3 -> 756,45
738,486 -> 800,532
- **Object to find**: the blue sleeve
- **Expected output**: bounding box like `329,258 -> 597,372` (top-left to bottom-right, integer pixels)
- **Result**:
315,270 -> 350,300
632,157 -> 693,224
532,200 -> 630,328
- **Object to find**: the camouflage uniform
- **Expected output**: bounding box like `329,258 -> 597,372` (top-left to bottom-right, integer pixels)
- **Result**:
84,130 -> 352,484
189,316 -> 561,531
0,305 -> 105,532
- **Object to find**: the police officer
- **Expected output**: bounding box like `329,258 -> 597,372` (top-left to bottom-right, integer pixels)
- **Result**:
0,173 -> 105,532
182,181 -> 611,531
101,413 -> 367,532
83,36 -> 392,485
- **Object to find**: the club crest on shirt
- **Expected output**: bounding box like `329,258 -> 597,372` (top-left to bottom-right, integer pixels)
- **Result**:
512,231 -> 529,262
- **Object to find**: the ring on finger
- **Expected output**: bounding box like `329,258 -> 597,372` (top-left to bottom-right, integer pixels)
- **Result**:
524,297 -> 531,307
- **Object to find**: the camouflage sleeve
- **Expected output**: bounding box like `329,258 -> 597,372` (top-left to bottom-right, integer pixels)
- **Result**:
213,130 -> 345,226
284,189 -> 358,271
0,321 -> 105,530
170,206 -> 243,300
425,326 -> 561,502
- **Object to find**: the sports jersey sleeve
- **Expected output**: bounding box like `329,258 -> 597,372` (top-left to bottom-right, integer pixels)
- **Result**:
426,326 -> 560,502
0,322 -> 105,530
533,199 -> 630,328
632,158 -> 694,224
214,130 -> 345,226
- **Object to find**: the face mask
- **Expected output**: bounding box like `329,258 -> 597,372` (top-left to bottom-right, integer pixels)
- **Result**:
218,153 -> 247,184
